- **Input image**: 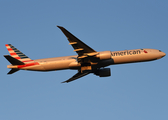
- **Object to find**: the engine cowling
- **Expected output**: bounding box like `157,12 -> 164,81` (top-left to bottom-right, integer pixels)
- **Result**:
94,68 -> 111,77
96,51 -> 112,60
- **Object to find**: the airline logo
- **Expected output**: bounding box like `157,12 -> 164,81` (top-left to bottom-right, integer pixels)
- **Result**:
144,50 -> 148,53
111,50 -> 141,56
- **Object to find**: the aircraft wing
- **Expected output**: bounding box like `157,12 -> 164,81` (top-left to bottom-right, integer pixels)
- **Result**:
57,26 -> 96,57
57,26 -> 97,82
62,70 -> 91,83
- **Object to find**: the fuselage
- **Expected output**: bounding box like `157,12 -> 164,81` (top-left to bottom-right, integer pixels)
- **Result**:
5,26 -> 166,83
7,48 -> 166,71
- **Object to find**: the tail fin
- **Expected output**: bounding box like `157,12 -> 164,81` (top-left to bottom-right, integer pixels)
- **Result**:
5,44 -> 32,62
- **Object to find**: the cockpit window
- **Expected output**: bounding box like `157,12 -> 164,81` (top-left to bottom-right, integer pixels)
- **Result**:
159,50 -> 162,52
141,49 -> 143,50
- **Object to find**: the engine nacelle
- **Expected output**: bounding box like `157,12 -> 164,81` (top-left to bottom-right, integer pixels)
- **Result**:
96,51 -> 112,60
94,68 -> 111,77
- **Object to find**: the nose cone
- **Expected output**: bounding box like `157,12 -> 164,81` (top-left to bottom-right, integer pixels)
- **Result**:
161,52 -> 166,58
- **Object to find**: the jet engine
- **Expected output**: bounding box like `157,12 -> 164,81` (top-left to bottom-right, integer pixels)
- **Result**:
96,51 -> 112,60
94,68 -> 111,77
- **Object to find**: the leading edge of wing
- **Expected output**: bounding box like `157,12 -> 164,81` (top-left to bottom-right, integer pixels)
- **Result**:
62,70 -> 91,83
57,26 -> 96,56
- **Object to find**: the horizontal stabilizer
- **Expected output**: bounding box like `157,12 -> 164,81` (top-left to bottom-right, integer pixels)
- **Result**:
7,69 -> 19,74
4,55 -> 25,65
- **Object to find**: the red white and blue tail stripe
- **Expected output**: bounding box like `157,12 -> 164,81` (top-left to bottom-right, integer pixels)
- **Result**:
5,44 -> 33,63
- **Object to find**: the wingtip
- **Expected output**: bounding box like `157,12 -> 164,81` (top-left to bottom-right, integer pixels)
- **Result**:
57,25 -> 63,28
61,81 -> 68,83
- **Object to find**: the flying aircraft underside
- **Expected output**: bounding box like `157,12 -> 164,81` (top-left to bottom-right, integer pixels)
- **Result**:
4,26 -> 166,83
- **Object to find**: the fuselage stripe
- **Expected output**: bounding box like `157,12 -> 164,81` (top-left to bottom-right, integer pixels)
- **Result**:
17,62 -> 39,68
22,60 -> 34,62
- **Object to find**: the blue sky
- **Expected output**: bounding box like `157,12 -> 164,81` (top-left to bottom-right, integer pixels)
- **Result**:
0,0 -> 168,120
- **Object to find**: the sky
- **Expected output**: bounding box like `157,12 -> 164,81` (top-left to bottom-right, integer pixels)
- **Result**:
0,0 -> 168,120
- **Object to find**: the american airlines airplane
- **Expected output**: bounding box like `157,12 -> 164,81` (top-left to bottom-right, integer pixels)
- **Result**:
4,26 -> 166,83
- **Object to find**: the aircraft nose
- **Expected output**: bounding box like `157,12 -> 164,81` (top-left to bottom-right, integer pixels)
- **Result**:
160,51 -> 166,58
162,52 -> 166,57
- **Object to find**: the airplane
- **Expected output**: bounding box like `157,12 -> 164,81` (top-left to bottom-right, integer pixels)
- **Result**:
4,26 -> 166,83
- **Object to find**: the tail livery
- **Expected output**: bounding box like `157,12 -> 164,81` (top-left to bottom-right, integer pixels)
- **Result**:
4,44 -> 37,74
5,44 -> 32,62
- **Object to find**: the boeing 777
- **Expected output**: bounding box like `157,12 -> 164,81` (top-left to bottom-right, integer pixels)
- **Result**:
4,26 -> 166,83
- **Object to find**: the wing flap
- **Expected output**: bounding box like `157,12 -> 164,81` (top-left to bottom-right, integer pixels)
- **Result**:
69,42 -> 77,45
74,48 -> 84,52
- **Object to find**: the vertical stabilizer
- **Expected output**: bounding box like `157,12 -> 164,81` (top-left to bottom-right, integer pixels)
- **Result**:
5,44 -> 33,63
